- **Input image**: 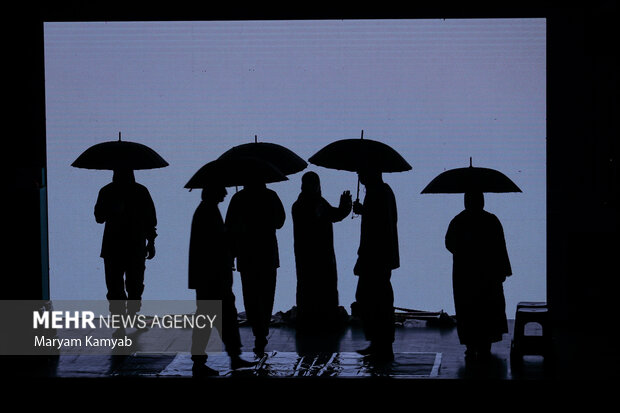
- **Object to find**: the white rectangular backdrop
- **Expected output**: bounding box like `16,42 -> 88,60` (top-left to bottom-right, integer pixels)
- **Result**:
44,19 -> 546,318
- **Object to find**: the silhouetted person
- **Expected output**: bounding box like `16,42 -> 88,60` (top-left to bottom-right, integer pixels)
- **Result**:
445,191 -> 512,361
225,180 -> 285,356
94,169 -> 156,316
352,169 -> 399,361
189,185 -> 256,377
292,171 -> 352,332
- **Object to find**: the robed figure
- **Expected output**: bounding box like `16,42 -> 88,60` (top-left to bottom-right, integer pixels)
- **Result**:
292,172 -> 352,331
188,185 -> 254,376
352,170 -> 400,361
225,182 -> 286,356
445,191 -> 512,360
94,169 -> 156,315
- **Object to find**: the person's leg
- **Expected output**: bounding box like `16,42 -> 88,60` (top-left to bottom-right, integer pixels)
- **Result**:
191,290 -> 213,360
240,271 -> 265,354
104,258 -> 128,301
256,268 -> 277,351
104,258 -> 128,317
375,273 -> 395,360
221,293 -> 242,355
355,274 -> 375,354
191,289 -> 218,376
125,257 -> 145,315
220,292 -> 257,369
368,271 -> 395,361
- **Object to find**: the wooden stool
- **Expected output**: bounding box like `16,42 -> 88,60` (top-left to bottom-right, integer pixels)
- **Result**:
511,301 -> 551,360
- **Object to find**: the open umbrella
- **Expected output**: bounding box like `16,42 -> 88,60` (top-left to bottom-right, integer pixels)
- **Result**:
308,130 -> 412,173
185,156 -> 288,189
71,132 -> 169,170
218,135 -> 307,176
421,158 -> 522,194
309,130 -> 412,201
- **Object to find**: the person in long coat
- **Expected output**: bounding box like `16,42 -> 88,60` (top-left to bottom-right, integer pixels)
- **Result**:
352,169 -> 400,361
94,168 -> 156,316
445,191 -> 512,361
188,184 -> 255,376
225,181 -> 285,356
292,171 -> 352,332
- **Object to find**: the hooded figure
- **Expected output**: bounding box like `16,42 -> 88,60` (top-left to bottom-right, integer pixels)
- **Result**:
94,168 -> 156,315
445,191 -> 512,360
188,185 -> 255,376
225,181 -> 285,356
292,171 -> 352,331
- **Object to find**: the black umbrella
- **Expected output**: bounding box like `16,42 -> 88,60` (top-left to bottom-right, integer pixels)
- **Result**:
185,156 -> 288,189
308,130 -> 412,173
309,130 -> 412,201
421,158 -> 522,194
218,135 -> 307,176
71,133 -> 169,170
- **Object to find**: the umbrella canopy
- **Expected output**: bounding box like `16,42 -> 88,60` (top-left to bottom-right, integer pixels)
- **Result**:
185,156 -> 288,189
71,133 -> 169,170
421,159 -> 522,194
308,132 -> 412,173
218,136 -> 308,176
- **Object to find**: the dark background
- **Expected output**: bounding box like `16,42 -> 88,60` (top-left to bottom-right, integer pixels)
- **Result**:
6,2 -> 618,383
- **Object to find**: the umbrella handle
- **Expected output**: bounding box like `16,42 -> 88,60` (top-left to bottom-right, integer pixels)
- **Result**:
352,176 -> 360,219
356,129 -> 363,201
350,129 -> 364,218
